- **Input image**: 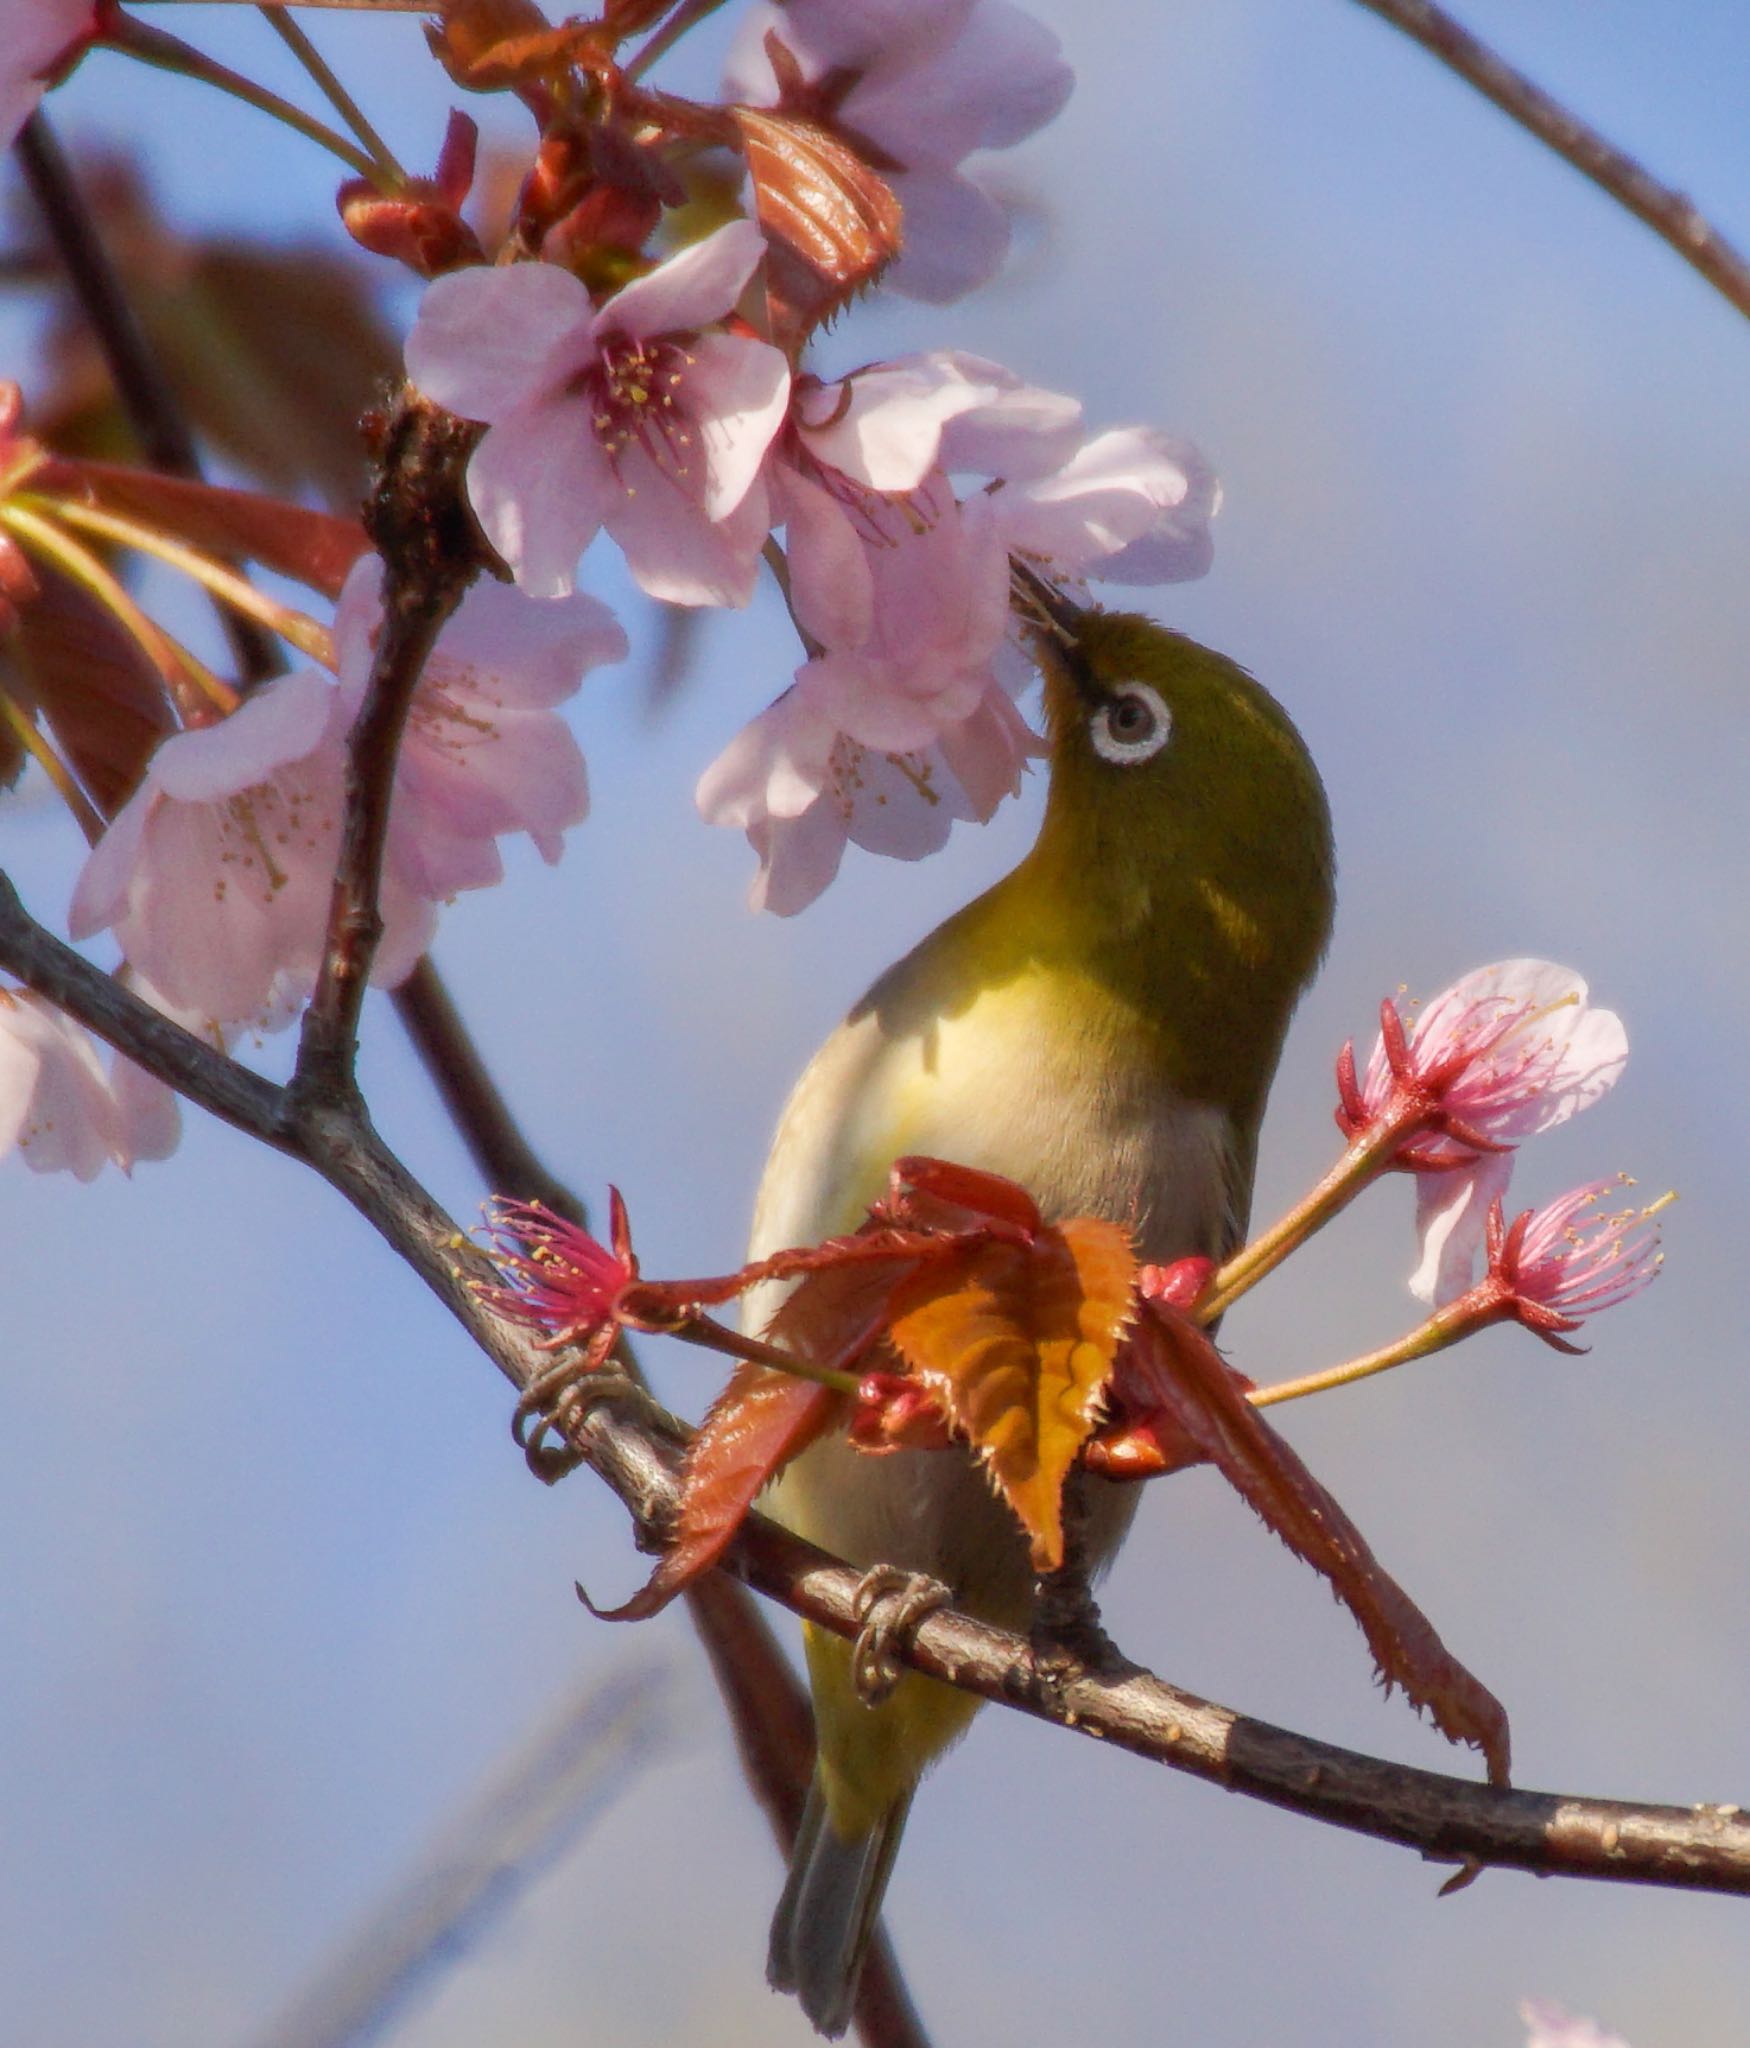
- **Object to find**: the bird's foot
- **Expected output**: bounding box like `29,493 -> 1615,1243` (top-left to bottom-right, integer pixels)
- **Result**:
850,1564 -> 954,1705
512,1354 -> 628,1482
1029,1564 -> 1124,1678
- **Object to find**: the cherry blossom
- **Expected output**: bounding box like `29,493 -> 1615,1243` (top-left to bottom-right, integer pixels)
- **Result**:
1476,1181 -> 1664,1345
0,987 -> 173,1180
2,0 -> 98,149
479,1190 -> 637,1368
68,670 -> 435,1026
405,221 -> 789,604
1520,1998 -> 1634,2048
727,0 -> 1073,302
697,677 -> 1040,915
1336,960 -> 1628,1305
332,557 -> 627,899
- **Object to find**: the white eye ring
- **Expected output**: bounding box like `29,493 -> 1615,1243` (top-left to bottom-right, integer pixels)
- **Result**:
1089,682 -> 1173,765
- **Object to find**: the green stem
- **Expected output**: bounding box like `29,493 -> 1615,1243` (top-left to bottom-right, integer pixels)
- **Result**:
1194,1115 -> 1417,1324
1248,1301 -> 1491,1408
0,689 -> 105,844
107,14 -> 384,184
664,1312 -> 861,1397
257,6 -> 406,187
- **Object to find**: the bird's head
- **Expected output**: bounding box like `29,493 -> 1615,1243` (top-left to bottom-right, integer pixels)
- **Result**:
1017,582 -> 1336,1049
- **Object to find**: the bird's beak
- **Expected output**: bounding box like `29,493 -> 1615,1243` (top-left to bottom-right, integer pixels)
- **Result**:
1008,557 -> 1086,649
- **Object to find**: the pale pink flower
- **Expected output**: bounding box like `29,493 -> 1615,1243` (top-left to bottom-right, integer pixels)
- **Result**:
405,222 -> 789,604
1478,1181 -> 1664,1350
333,557 -> 627,899
0,988 -> 171,1180
2,0 -> 98,148
1336,960 -> 1628,1305
697,677 -> 1038,915
69,671 -> 435,1025
970,425 -> 1221,588
727,0 -> 1073,302
1520,1997 -> 1634,2048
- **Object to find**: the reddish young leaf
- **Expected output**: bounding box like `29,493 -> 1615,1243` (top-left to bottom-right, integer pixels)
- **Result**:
731,106 -> 903,352
881,1154 -> 1043,1238
1120,1302 -> 1512,1784
886,1218 -> 1137,1570
56,463 -> 368,598
591,1365 -> 841,1620
2,559 -> 175,813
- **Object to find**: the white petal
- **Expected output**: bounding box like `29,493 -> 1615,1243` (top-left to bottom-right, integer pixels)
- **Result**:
467,398 -> 613,599
1408,1153 -> 1513,1307
685,331 -> 791,518
883,167 -> 1011,303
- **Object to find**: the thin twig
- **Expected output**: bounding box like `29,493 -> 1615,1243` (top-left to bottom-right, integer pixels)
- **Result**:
289,391 -> 481,1105
1350,0 -> 1750,323
12,114 -> 284,687
6,869 -> 1750,1902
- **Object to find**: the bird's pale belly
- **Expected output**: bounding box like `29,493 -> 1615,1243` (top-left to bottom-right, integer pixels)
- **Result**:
750,969 -> 1242,1623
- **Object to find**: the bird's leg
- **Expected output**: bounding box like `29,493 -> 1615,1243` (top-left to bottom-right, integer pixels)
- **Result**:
511,1346 -> 627,1483
850,1563 -> 954,1705
1030,1484 -> 1123,1675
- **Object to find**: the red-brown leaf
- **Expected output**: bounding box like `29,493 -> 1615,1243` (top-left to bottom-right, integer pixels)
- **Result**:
61,463 -> 368,598
886,1219 -> 1136,1569
1119,1302 -> 1512,1783
731,106 -> 902,351
1,560 -> 175,813
592,1365 -> 839,1620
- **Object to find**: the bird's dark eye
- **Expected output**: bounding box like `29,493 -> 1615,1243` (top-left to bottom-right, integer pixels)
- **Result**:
1089,682 -> 1172,765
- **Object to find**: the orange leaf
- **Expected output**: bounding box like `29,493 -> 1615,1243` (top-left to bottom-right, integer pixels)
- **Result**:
886,1218 -> 1136,1570
731,107 -> 902,352
1119,1303 -> 1512,1784
591,1365 -> 839,1620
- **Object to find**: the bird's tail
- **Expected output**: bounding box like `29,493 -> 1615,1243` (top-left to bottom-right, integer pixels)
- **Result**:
768,1775 -> 912,2038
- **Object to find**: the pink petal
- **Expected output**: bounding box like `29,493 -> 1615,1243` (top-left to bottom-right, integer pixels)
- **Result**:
68,787 -> 151,941
798,357 -> 995,491
883,167 -> 1011,303
600,219 -> 767,344
991,425 -> 1217,579
845,0 -> 1070,167
777,466 -> 875,651
1409,1152 -> 1514,1307
696,690 -> 836,830
149,671 -> 337,802
935,357 -> 1084,478
607,453 -> 767,607
748,797 -> 850,917
424,579 -> 628,710
405,262 -> 594,422
0,993 -> 118,1180
467,396 -> 615,598
685,331 -> 791,518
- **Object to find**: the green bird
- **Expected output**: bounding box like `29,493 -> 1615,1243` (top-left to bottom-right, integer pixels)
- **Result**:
750,589 -> 1336,2036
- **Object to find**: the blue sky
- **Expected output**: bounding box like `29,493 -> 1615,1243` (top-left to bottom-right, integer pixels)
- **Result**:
3,4 -> 1749,2044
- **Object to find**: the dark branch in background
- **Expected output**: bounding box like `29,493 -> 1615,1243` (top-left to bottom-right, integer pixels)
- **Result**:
1351,0 -> 1750,323
6,875 -> 1750,1906
14,113 -> 284,686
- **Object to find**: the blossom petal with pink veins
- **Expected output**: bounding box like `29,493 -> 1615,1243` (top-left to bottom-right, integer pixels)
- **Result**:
0,990 -> 123,1180
598,219 -> 768,343
1409,1152 -> 1513,1307
153,670 -> 338,802
936,686 -> 1042,816
846,0 -> 1070,166
405,261 -> 594,422
467,394 -> 615,599
608,455 -> 769,607
1363,958 -> 1628,1162
777,467 -> 875,651
685,331 -> 791,518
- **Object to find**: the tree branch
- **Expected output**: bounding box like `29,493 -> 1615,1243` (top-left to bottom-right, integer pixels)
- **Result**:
2,870 -> 1746,1906
1350,0 -> 1750,323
